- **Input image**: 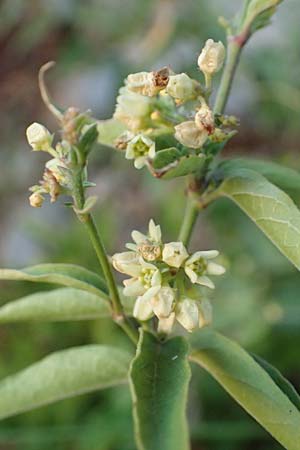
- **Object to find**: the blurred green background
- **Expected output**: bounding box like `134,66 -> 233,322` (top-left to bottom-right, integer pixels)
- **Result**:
0,0 -> 300,449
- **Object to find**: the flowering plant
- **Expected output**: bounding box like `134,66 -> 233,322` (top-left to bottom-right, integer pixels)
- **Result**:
0,1 -> 300,449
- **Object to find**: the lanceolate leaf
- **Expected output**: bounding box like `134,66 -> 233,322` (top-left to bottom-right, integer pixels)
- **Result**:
252,353 -> 300,411
218,158 -> 300,193
218,169 -> 300,270
190,329 -> 300,450
129,330 -> 191,450
0,264 -> 108,298
0,345 -> 131,420
0,288 -> 110,323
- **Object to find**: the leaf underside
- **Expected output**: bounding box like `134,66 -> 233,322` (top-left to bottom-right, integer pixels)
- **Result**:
0,264 -> 108,297
190,329 -> 300,450
0,288 -> 110,323
0,345 -> 131,420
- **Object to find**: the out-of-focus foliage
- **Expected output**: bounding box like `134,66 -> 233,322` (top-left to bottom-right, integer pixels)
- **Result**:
0,0 -> 300,449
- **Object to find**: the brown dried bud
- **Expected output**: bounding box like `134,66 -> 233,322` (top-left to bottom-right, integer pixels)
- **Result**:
153,67 -> 170,89
138,242 -> 162,261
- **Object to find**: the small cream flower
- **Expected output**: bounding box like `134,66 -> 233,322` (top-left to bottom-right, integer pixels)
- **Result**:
198,39 -> 225,76
126,71 -> 161,97
195,103 -> 215,134
184,250 -> 225,289
26,122 -> 53,151
176,298 -> 199,332
29,192 -> 44,208
113,86 -> 152,132
162,242 -> 188,268
125,134 -> 156,169
128,219 -> 162,261
174,121 -> 208,149
166,73 -> 196,102
122,258 -> 161,298
151,285 -> 175,319
112,251 -> 140,275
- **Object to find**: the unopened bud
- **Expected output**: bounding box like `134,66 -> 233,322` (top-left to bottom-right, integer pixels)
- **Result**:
29,192 -> 44,208
195,103 -> 215,134
127,72 -> 160,97
198,39 -> 225,76
26,122 -> 53,151
166,74 -> 197,102
175,121 -> 208,149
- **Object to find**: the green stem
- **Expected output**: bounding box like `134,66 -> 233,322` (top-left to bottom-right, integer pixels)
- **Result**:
178,197 -> 199,247
178,35 -> 245,247
73,170 -> 138,344
213,38 -> 242,115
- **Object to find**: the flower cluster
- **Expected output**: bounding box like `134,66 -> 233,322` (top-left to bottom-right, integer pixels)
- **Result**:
26,108 -> 98,208
110,39 -> 235,171
112,220 -> 225,333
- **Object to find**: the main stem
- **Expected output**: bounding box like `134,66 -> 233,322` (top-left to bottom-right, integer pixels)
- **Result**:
73,169 -> 138,344
177,37 -> 244,247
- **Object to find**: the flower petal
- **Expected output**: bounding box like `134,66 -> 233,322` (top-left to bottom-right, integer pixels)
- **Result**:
196,275 -> 215,289
131,230 -> 148,245
152,286 -> 175,318
158,313 -> 175,334
133,296 -> 154,321
123,279 -> 145,297
207,261 -> 226,275
176,299 -> 199,332
184,266 -> 198,284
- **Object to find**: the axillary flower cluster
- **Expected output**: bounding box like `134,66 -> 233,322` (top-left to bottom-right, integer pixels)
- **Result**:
112,220 -> 225,333
111,39 -> 237,172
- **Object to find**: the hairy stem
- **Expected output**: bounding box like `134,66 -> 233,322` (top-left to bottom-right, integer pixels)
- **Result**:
73,170 -> 138,344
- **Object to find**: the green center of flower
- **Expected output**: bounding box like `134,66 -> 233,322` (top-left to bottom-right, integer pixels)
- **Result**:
190,258 -> 207,275
139,268 -> 155,289
133,140 -> 149,157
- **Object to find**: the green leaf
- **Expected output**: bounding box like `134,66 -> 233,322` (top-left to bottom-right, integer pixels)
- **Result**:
151,154 -> 206,180
190,329 -> 300,450
78,123 -> 99,155
0,345 -> 131,420
0,264 -> 108,298
151,147 -> 182,170
129,330 -> 191,450
0,288 -> 110,323
97,119 -> 127,148
242,0 -> 283,33
218,158 -> 300,193
252,353 -> 300,411
218,168 -> 300,270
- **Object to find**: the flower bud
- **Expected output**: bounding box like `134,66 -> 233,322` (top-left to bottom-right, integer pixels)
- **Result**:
195,104 -> 215,134
113,86 -> 152,132
198,298 -> 212,328
198,39 -> 225,76
174,121 -> 208,149
176,298 -> 199,332
29,192 -> 44,208
26,122 -> 53,151
162,242 -> 188,268
166,74 -> 197,102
